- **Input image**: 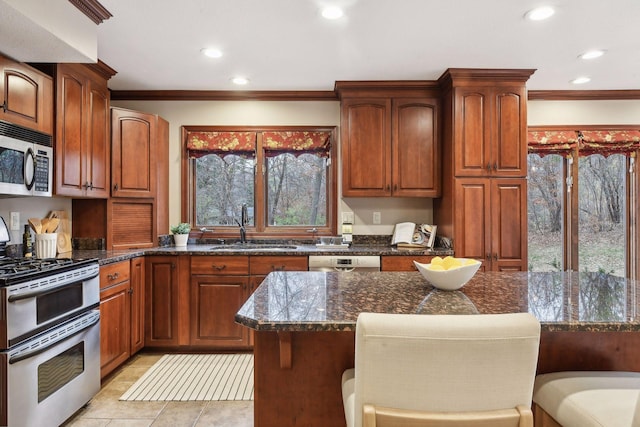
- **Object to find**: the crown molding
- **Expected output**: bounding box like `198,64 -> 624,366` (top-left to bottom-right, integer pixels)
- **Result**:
528,90 -> 640,100
110,90 -> 338,101
68,0 -> 112,24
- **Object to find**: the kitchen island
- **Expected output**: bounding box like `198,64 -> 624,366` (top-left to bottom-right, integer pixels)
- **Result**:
236,271 -> 640,427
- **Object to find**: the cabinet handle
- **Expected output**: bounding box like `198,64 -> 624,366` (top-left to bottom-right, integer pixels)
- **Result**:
107,272 -> 120,281
493,253 -> 498,261
114,183 -> 119,191
486,253 -> 491,261
1,100 -> 6,112
486,163 -> 491,171
393,184 -> 397,191
128,288 -> 133,295
493,163 -> 497,171
83,181 -> 90,189
212,264 -> 227,271
272,265 -> 286,271
386,185 -> 390,191
89,182 -> 94,190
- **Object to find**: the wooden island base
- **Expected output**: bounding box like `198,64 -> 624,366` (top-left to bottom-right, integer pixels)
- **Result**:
253,330 -> 355,427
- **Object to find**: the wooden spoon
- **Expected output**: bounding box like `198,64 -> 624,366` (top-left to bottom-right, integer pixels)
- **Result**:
40,218 -> 50,234
46,218 -> 60,233
28,218 -> 42,234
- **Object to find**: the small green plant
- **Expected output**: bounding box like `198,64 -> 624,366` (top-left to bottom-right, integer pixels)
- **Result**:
170,222 -> 191,234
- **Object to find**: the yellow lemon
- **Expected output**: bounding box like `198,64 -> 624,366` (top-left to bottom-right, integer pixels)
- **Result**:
427,264 -> 445,271
442,256 -> 462,270
464,259 -> 478,266
431,256 -> 444,265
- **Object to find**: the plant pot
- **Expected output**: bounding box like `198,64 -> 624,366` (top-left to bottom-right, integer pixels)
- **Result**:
173,233 -> 189,247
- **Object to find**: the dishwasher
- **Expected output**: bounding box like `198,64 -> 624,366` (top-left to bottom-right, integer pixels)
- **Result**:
308,255 -> 380,272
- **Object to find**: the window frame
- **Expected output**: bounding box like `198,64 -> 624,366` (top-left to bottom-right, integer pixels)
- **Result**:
528,125 -> 639,280
181,125 -> 338,240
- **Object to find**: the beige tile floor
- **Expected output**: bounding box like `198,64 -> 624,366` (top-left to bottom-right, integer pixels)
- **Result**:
63,353 -> 253,427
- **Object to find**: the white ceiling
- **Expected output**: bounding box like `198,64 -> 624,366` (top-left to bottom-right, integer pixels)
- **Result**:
92,0 -> 640,92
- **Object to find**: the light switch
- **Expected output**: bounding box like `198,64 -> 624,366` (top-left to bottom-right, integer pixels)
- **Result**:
341,211 -> 354,224
10,212 -> 20,231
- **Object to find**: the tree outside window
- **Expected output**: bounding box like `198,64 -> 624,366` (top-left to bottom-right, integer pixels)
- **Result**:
182,126 -> 337,239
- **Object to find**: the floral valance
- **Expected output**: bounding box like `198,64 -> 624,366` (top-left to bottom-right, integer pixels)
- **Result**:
187,131 -> 256,158
262,131 -> 331,157
578,130 -> 640,157
529,129 -> 640,158
528,130 -> 579,158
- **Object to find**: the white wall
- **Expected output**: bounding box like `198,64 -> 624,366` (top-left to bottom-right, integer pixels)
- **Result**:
528,100 -> 640,125
0,197 -> 71,244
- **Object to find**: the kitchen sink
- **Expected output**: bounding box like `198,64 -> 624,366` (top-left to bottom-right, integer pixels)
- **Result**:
208,244 -> 300,251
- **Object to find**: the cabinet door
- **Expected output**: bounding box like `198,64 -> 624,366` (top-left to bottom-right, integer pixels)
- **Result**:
490,179 -> 527,271
100,280 -> 131,378
55,67 -> 86,197
453,179 -> 491,266
0,55 -> 53,134
130,257 -> 145,355
111,107 -> 156,198
190,275 -> 250,348
145,256 -> 179,347
392,98 -> 439,197
86,79 -> 110,197
381,255 -> 434,271
453,88 -> 491,177
341,98 -> 392,196
491,87 -> 527,177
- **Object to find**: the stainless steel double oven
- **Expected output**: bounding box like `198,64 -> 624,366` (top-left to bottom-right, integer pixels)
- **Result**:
0,257 -> 101,427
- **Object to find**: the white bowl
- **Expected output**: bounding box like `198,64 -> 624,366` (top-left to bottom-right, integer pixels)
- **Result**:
413,259 -> 481,291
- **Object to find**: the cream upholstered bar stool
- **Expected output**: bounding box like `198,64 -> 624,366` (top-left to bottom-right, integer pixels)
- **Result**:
342,312 -> 541,427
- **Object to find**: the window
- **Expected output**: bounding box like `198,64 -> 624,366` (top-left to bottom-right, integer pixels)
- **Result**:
182,126 -> 337,239
527,127 -> 639,278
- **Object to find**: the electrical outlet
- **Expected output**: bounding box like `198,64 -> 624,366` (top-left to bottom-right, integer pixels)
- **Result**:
373,211 -> 381,225
341,211 -> 354,224
10,212 -> 20,231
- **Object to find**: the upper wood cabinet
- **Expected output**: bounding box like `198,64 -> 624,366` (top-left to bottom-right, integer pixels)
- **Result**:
337,82 -> 440,198
111,107 -> 157,198
0,54 -> 53,134
453,86 -> 527,178
54,63 -> 111,198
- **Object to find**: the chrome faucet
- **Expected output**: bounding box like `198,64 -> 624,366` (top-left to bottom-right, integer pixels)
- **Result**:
236,203 -> 248,244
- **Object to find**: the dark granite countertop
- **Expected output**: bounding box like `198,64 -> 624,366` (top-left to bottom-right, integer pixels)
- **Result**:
235,271 -> 640,333
62,244 -> 452,265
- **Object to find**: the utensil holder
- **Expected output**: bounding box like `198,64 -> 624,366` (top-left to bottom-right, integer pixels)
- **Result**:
35,233 -> 58,259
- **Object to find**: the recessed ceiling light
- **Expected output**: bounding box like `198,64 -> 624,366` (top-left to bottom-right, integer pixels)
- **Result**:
321,6 -> 344,20
524,6 -> 555,21
571,77 -> 591,85
579,50 -> 605,60
231,76 -> 249,85
201,48 -> 223,58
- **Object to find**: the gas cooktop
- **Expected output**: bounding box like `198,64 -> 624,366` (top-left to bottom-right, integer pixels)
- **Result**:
0,257 -> 98,283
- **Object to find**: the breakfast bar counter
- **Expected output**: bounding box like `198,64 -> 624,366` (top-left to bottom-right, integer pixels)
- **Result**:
236,271 -> 640,427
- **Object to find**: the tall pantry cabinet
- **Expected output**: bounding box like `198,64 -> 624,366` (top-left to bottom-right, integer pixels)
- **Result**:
434,69 -> 535,271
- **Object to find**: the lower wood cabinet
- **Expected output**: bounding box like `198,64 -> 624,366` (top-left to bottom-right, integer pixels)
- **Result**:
381,255 -> 434,271
99,258 -> 145,378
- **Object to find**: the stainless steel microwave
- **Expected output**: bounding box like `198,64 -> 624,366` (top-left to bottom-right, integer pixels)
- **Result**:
0,120 -> 52,197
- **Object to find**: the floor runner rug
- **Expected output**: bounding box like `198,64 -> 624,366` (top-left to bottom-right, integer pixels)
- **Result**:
120,354 -> 254,401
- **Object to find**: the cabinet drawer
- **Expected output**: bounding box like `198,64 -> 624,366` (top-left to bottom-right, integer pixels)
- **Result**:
100,260 -> 131,289
191,255 -> 249,275
381,255 -> 433,271
249,256 -> 308,275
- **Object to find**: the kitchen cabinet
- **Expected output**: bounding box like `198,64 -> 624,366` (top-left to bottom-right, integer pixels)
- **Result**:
0,54 -> 53,134
190,256 -> 250,348
434,70 -> 534,272
453,86 -> 527,177
71,107 -> 168,249
145,256 -> 190,348
337,82 -> 440,197
54,63 -> 113,198
99,260 -> 131,378
111,107 -> 167,198
130,257 -> 145,355
453,178 -> 527,271
381,255 -> 433,271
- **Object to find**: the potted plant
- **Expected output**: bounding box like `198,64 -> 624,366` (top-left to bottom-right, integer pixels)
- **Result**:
170,222 -> 191,246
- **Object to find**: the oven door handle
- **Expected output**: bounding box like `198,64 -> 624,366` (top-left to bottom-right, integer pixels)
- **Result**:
8,313 -> 100,364
7,273 -> 99,302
